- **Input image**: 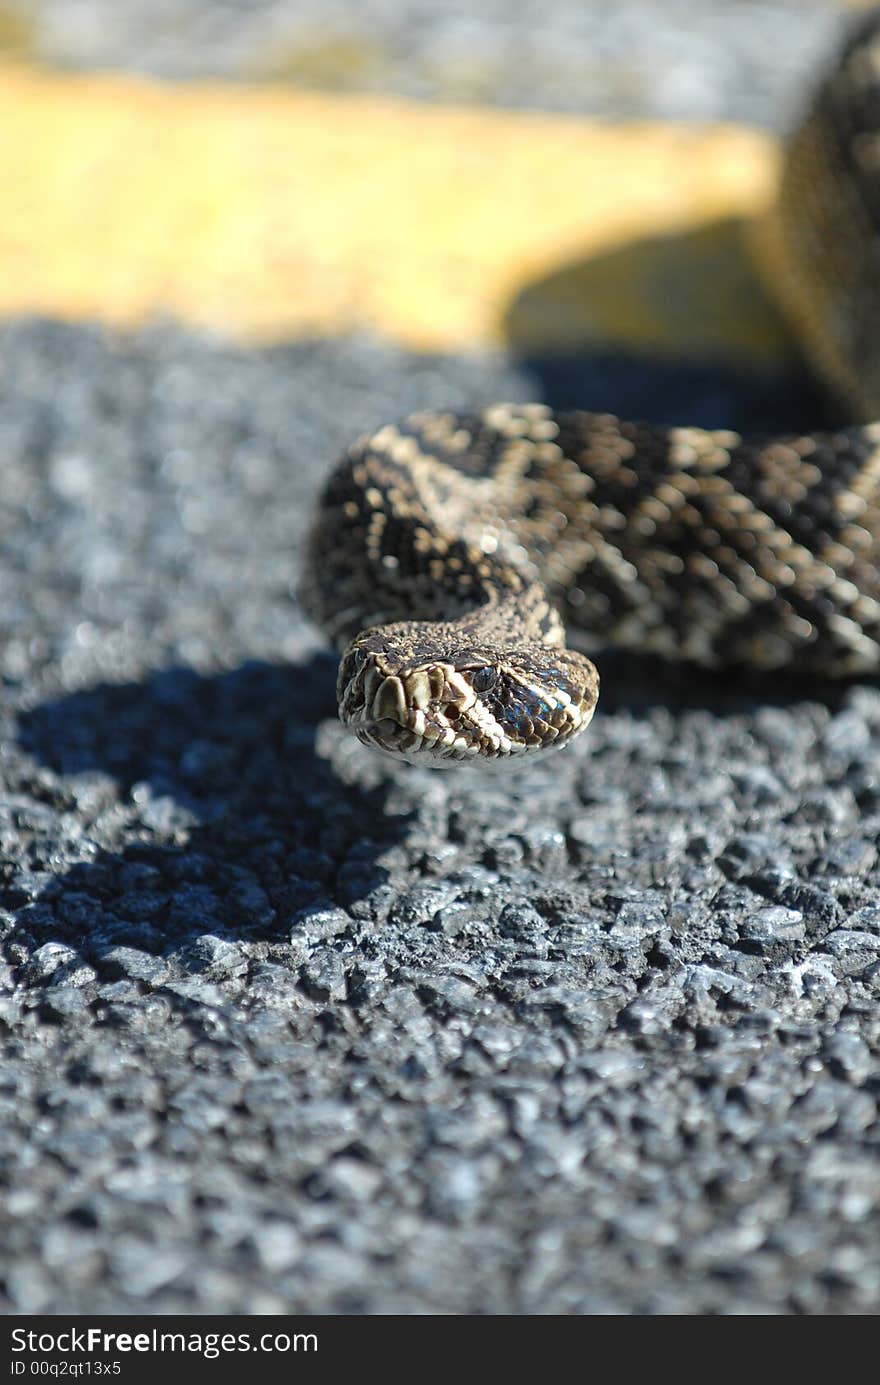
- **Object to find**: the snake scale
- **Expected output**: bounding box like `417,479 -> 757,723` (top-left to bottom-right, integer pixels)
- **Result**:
302,10 -> 880,765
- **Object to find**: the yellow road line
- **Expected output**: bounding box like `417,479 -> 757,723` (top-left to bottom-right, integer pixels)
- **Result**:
0,61 -> 785,361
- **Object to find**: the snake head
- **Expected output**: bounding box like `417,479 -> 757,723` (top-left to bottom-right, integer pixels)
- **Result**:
337,624 -> 599,765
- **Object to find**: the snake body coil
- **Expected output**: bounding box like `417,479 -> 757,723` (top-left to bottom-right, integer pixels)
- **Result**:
302,12 -> 880,765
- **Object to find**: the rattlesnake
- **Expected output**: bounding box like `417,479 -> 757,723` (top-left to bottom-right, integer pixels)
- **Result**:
302,10 -> 880,765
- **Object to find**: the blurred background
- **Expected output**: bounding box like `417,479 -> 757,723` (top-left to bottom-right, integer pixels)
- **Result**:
4,0 -> 880,1319
0,0 -> 871,410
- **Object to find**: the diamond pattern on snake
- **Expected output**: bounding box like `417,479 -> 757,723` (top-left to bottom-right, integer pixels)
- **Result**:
302,11 -> 880,765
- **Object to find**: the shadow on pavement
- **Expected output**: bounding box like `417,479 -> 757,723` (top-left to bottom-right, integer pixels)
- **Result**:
13,655 -> 411,968
585,647 -> 854,719
504,216 -> 835,433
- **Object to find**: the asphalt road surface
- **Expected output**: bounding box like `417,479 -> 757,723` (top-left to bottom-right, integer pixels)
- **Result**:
2,0 -> 879,1316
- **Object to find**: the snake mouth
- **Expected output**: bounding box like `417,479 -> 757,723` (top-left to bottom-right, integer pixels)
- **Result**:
338,655 -> 515,762
338,653 -> 593,763
343,669 -> 486,762
353,716 -> 480,763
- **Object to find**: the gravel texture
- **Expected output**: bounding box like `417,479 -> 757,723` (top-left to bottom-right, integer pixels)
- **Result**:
1,317 -> 880,1315
3,0 -> 855,127
2,0 -> 880,1322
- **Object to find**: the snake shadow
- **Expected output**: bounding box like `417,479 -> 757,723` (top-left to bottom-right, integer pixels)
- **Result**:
504,216 -> 837,434
12,655 -> 411,973
582,648 -> 859,724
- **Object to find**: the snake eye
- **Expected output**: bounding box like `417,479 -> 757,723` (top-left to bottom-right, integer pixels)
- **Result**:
471,666 -> 498,693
